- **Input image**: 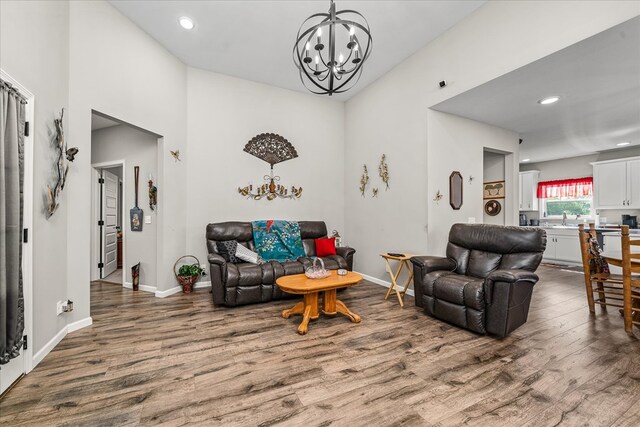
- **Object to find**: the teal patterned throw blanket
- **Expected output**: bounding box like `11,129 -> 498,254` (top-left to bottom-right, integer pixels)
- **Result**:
251,220 -> 306,262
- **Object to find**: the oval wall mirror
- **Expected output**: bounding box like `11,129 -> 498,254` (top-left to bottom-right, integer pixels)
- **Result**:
449,171 -> 463,210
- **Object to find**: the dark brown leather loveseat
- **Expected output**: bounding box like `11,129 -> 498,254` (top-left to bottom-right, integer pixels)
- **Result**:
410,224 -> 546,337
206,221 -> 356,307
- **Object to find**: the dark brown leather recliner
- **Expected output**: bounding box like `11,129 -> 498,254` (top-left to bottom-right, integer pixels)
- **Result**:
410,224 -> 546,337
206,221 -> 356,307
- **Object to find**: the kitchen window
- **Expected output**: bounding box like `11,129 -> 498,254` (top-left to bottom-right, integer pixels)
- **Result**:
537,177 -> 594,218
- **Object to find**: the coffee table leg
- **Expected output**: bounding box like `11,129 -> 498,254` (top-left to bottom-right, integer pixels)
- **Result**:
282,301 -> 305,319
336,299 -> 361,323
298,305 -> 312,335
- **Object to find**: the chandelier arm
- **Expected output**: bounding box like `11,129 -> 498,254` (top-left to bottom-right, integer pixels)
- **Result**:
332,66 -> 364,93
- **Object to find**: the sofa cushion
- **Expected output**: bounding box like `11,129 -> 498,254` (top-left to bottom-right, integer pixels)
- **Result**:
236,263 -> 268,286
432,274 -> 485,311
422,271 -> 455,296
466,250 -> 502,278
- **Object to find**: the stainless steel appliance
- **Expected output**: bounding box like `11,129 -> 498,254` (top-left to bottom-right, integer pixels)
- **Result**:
622,214 -> 638,229
519,213 -> 528,226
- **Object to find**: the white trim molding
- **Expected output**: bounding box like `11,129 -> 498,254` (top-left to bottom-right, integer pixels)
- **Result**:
357,272 -> 415,297
67,317 -> 93,333
123,281 -> 157,294
32,327 -> 67,368
155,281 -> 211,298
31,317 -> 93,369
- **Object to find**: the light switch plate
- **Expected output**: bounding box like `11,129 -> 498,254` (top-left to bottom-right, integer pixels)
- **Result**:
144,215 -> 151,224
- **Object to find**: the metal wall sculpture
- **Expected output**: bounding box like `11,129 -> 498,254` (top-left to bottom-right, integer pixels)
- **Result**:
46,108 -> 79,217
238,133 -> 303,201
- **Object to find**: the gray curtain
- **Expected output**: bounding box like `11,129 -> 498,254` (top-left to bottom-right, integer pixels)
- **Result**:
0,79 -> 25,364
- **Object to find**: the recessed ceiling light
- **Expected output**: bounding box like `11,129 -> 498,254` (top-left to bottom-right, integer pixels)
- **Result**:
179,16 -> 195,30
617,141 -> 631,146
522,158 -> 531,162
538,96 -> 560,105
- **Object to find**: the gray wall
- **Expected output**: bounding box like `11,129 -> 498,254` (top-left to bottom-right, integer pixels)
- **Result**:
1,0 -> 70,352
92,125 -> 158,287
483,151 -> 506,225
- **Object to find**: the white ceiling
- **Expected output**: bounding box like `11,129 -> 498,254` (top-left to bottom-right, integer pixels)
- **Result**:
109,0 -> 485,101
91,114 -> 120,131
433,16 -> 640,164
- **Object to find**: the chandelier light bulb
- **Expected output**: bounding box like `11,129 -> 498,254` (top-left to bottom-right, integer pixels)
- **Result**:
315,55 -> 319,64
338,53 -> 344,64
349,27 -> 355,36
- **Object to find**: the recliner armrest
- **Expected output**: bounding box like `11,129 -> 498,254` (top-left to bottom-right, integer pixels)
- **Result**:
336,246 -> 356,270
486,269 -> 538,284
208,253 -> 226,266
484,269 -> 538,304
410,256 -> 456,273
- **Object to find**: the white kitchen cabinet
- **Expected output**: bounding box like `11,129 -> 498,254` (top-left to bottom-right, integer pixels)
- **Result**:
592,157 -> 640,209
542,229 -> 582,264
519,170 -> 539,211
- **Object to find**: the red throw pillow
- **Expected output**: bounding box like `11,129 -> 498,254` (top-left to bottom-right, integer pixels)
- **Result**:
315,237 -> 336,257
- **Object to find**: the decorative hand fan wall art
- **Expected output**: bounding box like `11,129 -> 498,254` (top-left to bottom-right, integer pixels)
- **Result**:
238,133 -> 303,200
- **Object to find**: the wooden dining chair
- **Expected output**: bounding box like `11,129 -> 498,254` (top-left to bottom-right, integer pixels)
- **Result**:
621,226 -> 640,332
579,224 -> 640,334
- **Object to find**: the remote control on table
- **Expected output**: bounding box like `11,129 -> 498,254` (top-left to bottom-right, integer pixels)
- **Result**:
387,253 -> 405,257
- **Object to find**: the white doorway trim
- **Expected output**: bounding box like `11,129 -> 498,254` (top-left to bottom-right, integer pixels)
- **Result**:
1,69 -> 34,375
91,159 -> 126,288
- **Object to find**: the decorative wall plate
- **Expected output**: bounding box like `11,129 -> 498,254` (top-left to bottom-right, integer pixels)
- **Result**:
484,199 -> 502,216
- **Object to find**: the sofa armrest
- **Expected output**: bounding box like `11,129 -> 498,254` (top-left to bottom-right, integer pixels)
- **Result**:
208,253 -> 226,266
410,256 -> 456,273
486,269 -> 538,285
409,256 -> 456,308
208,253 -> 227,305
484,269 -> 539,337
336,246 -> 356,271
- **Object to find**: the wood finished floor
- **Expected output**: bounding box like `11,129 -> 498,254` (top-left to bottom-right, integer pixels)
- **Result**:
1,265 -> 639,426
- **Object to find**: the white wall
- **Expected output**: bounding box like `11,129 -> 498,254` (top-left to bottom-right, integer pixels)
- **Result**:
92,125 -> 158,286
1,0 -> 70,353
186,68 -> 345,276
344,0 -> 639,279
483,151 -> 506,225
427,111 -> 519,255
65,0 -> 188,327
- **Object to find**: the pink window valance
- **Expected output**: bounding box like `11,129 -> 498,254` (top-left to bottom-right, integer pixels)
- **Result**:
536,177 -> 593,199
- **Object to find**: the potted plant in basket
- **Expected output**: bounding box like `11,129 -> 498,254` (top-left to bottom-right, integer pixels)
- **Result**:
177,263 -> 203,294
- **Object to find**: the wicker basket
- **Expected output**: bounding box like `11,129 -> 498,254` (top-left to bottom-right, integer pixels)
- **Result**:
305,257 -> 330,279
174,255 -> 200,293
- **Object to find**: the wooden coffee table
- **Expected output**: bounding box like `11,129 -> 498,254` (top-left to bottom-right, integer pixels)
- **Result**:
276,271 -> 362,335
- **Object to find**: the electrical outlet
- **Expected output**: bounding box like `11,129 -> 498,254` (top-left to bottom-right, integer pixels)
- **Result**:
468,217 -> 476,224
56,301 -> 64,315
200,264 -> 207,276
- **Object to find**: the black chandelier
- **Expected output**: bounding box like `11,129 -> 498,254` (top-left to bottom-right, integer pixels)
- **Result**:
293,0 -> 372,96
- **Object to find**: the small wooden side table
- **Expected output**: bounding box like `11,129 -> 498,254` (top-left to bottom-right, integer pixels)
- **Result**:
381,253 -> 414,308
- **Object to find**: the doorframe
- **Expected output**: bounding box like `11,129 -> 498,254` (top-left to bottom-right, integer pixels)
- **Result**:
1,69 -> 34,374
91,160 -> 126,287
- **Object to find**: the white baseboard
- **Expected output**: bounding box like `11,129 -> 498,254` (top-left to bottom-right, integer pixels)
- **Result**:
155,286 -> 182,298
123,281 -> 157,293
358,272 -> 415,297
195,281 -> 211,289
67,317 -> 93,333
32,316 -> 93,369
155,281 -> 211,298
32,326 -> 68,368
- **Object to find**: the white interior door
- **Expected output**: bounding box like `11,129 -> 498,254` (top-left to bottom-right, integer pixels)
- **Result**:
101,169 -> 119,278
